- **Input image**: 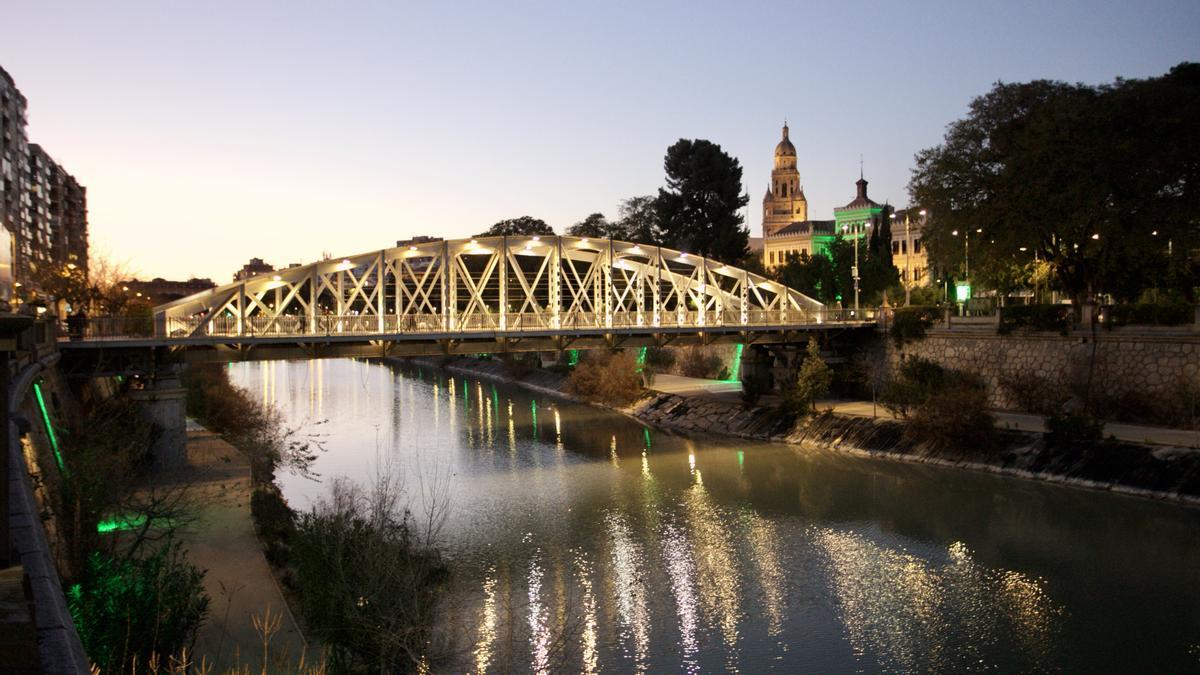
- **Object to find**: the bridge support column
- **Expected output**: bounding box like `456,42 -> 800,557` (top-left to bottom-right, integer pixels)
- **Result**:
130,374 -> 187,470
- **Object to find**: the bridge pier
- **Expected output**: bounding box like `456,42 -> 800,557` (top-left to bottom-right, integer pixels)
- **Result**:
130,372 -> 187,470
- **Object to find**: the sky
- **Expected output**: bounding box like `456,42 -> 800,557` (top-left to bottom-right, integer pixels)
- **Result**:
3,1 -> 1198,282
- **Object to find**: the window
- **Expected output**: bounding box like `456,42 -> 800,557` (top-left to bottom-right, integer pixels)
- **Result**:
892,241 -> 900,255
914,238 -> 922,253
802,248 -> 807,256
902,241 -> 907,254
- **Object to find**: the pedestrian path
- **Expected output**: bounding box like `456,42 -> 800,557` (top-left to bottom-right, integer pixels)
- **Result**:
819,400 -> 1200,449
171,430 -> 309,671
646,373 -> 743,396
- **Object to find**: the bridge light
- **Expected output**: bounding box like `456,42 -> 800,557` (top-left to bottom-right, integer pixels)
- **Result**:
580,237 -> 589,244
531,236 -> 540,242
630,245 -> 642,253
272,274 -> 281,281
1091,233 -> 1100,240
409,245 -> 418,251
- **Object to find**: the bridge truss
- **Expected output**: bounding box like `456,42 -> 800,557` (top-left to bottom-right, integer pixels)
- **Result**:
155,235 -> 831,341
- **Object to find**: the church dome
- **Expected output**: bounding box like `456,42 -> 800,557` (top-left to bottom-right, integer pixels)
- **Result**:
775,124 -> 796,157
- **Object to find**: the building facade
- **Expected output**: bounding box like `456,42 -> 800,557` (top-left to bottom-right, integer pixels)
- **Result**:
1,66 -> 28,301
122,277 -> 216,306
27,144 -> 88,281
234,257 -> 275,281
0,66 -> 88,306
890,207 -> 929,289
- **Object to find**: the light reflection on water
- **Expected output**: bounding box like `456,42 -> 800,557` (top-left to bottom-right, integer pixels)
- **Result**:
231,358 -> 1200,673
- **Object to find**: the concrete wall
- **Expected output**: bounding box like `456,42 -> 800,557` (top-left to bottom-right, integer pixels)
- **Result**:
887,329 -> 1200,414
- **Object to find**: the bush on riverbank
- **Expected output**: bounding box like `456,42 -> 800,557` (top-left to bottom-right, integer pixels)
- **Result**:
58,393 -> 211,672
881,356 -> 997,454
67,542 -> 209,673
677,346 -> 729,380
565,350 -> 643,406
181,364 -> 322,483
782,338 -> 831,415
292,477 -> 449,673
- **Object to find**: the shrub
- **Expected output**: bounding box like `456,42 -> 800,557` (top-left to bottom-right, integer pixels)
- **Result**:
643,346 -> 675,372
181,363 -> 322,482
677,346 -> 725,379
880,356 -> 949,417
740,368 -> 771,406
904,382 -> 997,454
998,304 -> 1072,335
293,478 -> 448,673
67,542 -> 209,673
251,484 -> 296,545
890,305 -> 936,345
782,338 -> 831,416
1044,413 -> 1105,452
565,350 -> 643,406
1103,303 -> 1193,328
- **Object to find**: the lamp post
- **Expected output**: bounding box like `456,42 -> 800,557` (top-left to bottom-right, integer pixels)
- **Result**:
843,219 -> 870,315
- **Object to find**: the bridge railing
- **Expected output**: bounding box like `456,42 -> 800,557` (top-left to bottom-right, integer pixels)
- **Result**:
61,307 -> 876,342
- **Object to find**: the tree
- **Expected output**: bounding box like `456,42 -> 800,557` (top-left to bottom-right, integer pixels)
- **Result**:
477,216 -> 554,237
909,64 -> 1200,305
566,212 -> 623,239
655,139 -> 750,264
615,195 -> 660,244
783,337 -> 832,415
776,251 -> 835,303
862,204 -> 900,304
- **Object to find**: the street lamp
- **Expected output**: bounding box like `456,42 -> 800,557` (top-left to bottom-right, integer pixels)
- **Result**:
842,219 -> 870,314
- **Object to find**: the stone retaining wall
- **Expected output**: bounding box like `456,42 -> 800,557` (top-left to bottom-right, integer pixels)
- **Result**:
886,329 -> 1200,413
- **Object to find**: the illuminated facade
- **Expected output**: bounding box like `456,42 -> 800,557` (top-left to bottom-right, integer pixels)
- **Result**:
0,66 -> 88,300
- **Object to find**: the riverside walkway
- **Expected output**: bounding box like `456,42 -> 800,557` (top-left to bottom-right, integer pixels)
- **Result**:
173,426 -> 307,671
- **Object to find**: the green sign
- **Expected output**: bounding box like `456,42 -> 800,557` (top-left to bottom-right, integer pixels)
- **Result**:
955,283 -> 972,303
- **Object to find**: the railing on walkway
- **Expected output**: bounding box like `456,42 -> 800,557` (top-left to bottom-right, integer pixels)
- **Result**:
59,307 -> 878,343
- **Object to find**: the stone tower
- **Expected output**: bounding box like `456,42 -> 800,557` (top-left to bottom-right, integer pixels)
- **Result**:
761,123 -> 808,237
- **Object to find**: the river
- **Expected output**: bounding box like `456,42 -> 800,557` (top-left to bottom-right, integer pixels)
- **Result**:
230,358 -> 1200,673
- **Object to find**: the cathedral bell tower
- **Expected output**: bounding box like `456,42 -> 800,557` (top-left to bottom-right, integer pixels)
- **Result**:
761,123 -> 808,237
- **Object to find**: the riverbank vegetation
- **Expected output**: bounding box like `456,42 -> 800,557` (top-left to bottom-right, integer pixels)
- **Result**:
783,338 -> 832,415
57,393 -> 209,671
881,357 -> 997,454
292,476 -> 449,672
182,364 -> 452,672
565,350 -> 643,406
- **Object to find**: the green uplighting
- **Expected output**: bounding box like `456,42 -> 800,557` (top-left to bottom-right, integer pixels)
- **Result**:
567,349 -> 580,367
737,450 -> 745,467
725,343 -> 744,382
643,427 -> 652,451
97,514 -> 148,534
636,346 -> 648,372
33,382 -> 64,472
531,399 -> 538,437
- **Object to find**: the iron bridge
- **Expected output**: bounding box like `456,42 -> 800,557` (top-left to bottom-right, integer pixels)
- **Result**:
60,235 -> 875,365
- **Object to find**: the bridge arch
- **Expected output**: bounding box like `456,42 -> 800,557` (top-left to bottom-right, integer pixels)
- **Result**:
155,235 -> 825,338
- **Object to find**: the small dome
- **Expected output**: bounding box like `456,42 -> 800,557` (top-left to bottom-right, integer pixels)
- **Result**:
774,124 -> 796,157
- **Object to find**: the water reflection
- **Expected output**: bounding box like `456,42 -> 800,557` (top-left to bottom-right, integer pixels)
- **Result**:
231,359 -> 1200,673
